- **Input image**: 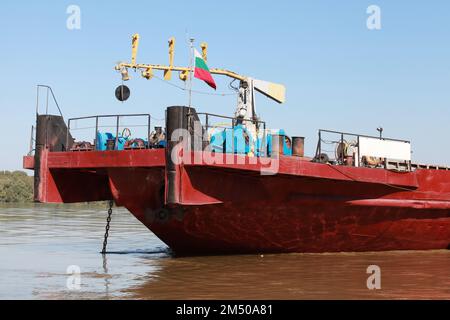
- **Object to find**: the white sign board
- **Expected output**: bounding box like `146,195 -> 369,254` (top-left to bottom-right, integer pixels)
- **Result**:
359,137 -> 411,161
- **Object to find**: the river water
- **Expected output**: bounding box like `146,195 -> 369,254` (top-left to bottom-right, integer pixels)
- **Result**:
0,204 -> 449,300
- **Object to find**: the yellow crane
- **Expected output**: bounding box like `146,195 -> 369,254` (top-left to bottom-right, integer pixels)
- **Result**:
115,33 -> 287,157
115,34 -> 286,104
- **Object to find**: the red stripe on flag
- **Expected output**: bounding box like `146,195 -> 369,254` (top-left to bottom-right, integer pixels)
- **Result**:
194,67 -> 217,90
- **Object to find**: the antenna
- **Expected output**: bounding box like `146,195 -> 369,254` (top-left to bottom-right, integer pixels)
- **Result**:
377,127 -> 383,139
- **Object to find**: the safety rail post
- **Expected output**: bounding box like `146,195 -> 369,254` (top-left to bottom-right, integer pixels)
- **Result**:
66,119 -> 71,151
94,116 -> 99,150
340,133 -> 344,164
205,114 -> 209,151
36,87 -> 40,115
318,130 -> 322,158
261,122 -> 267,157
147,115 -> 151,148
46,88 -> 49,115
231,119 -> 235,155
115,116 -> 120,150
357,136 -> 360,167
29,125 -> 35,155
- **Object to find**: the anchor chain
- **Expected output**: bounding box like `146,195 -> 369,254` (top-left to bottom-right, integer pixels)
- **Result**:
101,200 -> 114,254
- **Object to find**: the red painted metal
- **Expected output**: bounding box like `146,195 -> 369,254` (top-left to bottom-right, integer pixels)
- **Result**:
23,156 -> 34,170
24,149 -> 450,254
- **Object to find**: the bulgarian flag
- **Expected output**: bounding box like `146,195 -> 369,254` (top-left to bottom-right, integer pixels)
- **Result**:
194,49 -> 217,90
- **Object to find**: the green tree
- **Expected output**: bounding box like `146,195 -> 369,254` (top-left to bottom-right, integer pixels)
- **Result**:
0,171 -> 33,203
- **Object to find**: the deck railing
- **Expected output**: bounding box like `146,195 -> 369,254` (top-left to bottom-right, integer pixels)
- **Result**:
36,85 -> 64,118
28,125 -> 36,156
66,114 -> 152,151
315,129 -> 411,168
195,112 -> 268,157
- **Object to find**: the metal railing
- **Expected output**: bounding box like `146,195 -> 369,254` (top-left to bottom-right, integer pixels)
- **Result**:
67,114 -> 152,151
36,85 -> 64,118
195,112 -> 267,157
28,125 -> 36,155
315,129 -> 411,166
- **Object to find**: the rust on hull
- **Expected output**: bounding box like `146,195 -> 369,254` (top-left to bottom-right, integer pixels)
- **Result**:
23,148 -> 450,255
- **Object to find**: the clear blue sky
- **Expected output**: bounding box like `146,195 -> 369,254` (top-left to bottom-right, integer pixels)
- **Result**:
1,1 -> 449,170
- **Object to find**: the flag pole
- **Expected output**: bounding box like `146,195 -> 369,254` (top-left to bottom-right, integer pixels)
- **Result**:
188,38 -> 195,108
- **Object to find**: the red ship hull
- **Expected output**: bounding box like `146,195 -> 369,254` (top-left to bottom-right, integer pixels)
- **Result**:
24,148 -> 450,255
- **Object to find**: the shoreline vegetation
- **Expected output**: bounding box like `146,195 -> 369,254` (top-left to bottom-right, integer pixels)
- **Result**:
0,171 -> 33,203
0,171 -> 107,208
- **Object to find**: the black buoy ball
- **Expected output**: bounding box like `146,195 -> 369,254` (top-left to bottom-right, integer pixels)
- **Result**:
115,85 -> 130,102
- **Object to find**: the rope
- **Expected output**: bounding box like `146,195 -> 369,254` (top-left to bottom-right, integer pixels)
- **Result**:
328,164 -> 450,200
152,74 -> 237,97
326,163 -> 417,192
320,139 -> 341,145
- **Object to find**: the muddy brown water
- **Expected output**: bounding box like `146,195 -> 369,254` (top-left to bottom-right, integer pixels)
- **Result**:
0,204 -> 449,300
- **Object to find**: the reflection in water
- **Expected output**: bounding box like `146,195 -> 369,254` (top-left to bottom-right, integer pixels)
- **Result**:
129,250 -> 450,299
102,254 -> 109,299
0,204 -> 449,299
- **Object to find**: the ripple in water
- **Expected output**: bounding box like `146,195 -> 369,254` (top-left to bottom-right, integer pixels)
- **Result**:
0,204 -> 449,299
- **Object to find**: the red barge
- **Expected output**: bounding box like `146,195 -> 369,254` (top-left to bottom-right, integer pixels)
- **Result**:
23,35 -> 450,255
